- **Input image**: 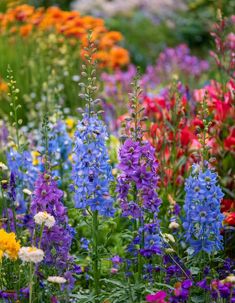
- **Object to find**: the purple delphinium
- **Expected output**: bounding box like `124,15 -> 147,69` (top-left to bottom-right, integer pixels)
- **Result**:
30,173 -> 73,271
141,44 -> 209,89
117,138 -> 161,218
169,279 -> 193,303
117,74 -> 161,219
116,75 -> 162,281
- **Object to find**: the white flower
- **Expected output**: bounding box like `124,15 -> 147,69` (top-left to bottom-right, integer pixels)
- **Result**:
34,211 -> 55,228
47,276 -> 67,284
224,275 -> 235,283
163,233 -> 175,243
23,188 -> 32,195
0,162 -> 8,170
165,248 -> 175,254
19,247 -> 44,264
169,222 -> 180,229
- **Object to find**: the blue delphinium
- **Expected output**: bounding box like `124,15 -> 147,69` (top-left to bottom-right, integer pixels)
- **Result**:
7,149 -> 38,212
72,113 -> 114,216
183,163 -> 224,255
48,120 -> 72,172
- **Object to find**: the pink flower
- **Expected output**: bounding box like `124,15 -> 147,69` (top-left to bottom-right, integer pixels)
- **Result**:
146,290 -> 168,303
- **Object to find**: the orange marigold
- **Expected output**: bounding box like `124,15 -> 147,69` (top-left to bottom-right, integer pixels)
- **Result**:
109,46 -> 130,68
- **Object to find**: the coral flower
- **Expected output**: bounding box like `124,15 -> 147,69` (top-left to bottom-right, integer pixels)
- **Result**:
224,212 -> 235,226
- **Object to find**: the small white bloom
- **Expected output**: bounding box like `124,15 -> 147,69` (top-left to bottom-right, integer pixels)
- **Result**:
163,233 -> 175,243
72,75 -> 80,82
165,248 -> 175,254
0,162 -> 8,170
169,222 -> 180,229
34,211 -> 55,228
19,247 -> 44,264
23,188 -> 32,195
47,276 -> 67,284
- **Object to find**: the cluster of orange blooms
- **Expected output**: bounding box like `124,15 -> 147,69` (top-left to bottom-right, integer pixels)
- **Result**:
0,77 -> 8,94
0,4 -> 129,68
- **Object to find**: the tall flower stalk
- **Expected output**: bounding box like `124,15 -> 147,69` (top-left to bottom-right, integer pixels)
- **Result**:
117,73 -> 161,287
183,91 -> 224,257
72,34 -> 114,301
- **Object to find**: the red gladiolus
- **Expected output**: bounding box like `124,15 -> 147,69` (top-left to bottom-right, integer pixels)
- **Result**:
192,118 -> 204,129
224,128 -> 235,152
221,198 -> 235,212
224,212 -> 235,226
213,99 -> 231,121
180,126 -> 194,146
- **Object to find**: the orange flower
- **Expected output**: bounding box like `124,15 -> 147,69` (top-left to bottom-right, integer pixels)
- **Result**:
0,79 -> 8,93
109,47 -> 130,68
19,23 -> 32,36
95,51 -> 110,67
99,31 -> 123,49
0,5 -> 129,69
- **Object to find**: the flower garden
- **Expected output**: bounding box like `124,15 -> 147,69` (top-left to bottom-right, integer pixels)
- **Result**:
0,1 -> 234,302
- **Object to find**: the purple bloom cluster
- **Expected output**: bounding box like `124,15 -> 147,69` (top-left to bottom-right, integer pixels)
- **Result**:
197,279 -> 235,301
117,138 -> 161,218
141,44 -> 209,88
101,65 -> 137,100
139,223 -> 162,257
169,279 -> 193,303
30,173 -> 73,270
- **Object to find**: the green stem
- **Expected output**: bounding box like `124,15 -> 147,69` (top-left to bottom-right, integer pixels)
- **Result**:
92,210 -> 100,302
29,262 -> 34,303
38,223 -> 45,249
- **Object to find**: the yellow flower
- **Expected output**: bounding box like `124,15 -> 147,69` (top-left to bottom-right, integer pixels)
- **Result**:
31,151 -> 40,166
0,229 -> 21,261
65,118 -> 75,137
65,118 -> 75,130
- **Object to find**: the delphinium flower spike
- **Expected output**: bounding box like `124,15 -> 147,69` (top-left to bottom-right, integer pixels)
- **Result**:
30,173 -> 73,271
72,32 -> 114,301
5,68 -> 38,215
117,70 -> 161,285
117,71 -> 161,219
183,92 -> 224,255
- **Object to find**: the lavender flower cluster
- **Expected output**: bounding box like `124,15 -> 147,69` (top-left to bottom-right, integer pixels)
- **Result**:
31,173 -> 73,270
117,138 -> 161,218
141,44 -> 209,88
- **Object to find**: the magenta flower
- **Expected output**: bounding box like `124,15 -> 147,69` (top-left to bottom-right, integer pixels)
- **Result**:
146,290 -> 168,303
